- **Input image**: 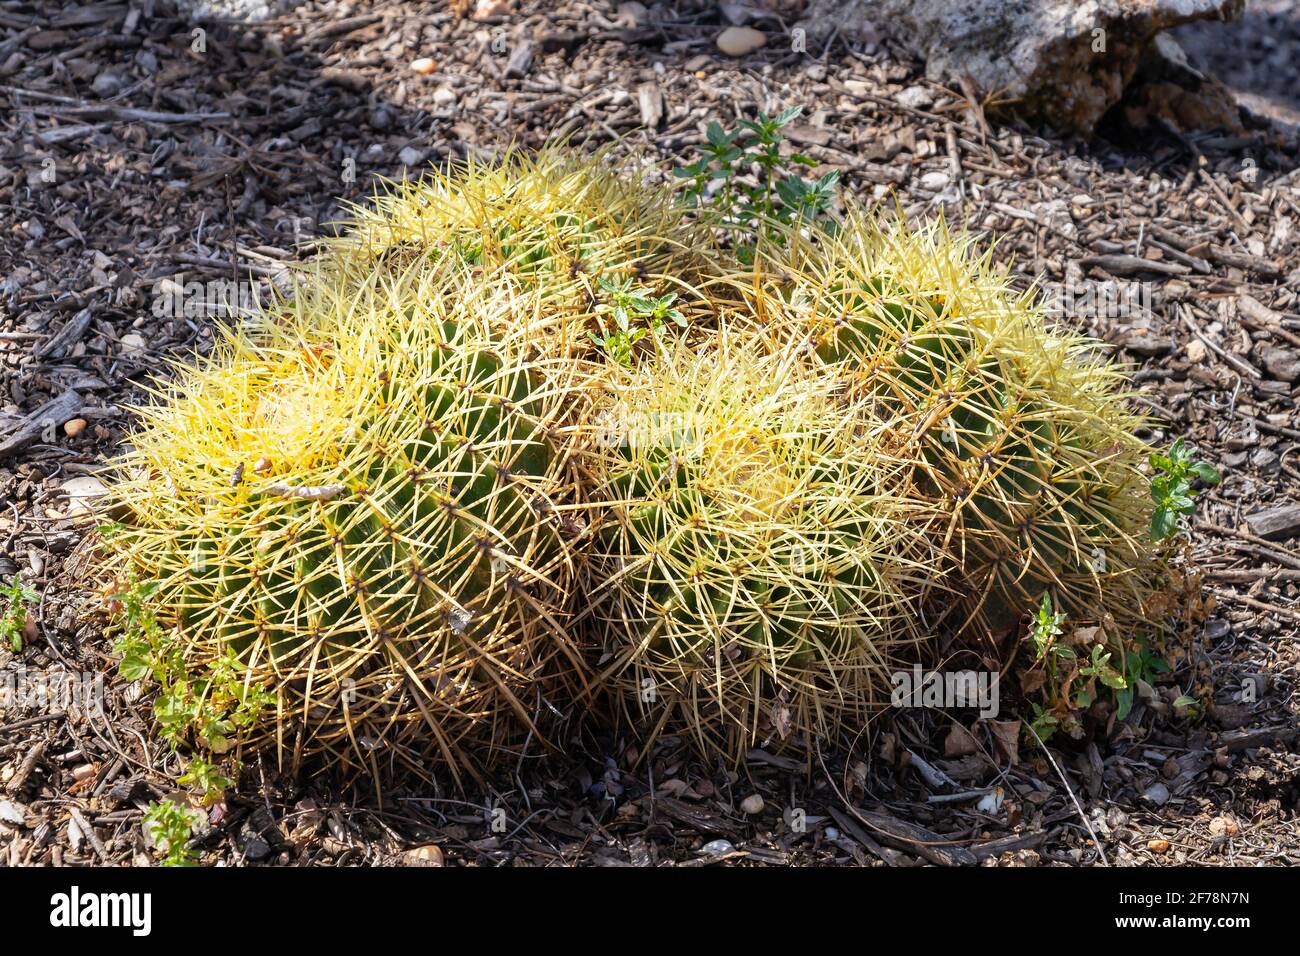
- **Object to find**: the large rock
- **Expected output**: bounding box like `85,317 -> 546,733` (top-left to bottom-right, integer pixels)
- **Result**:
797,0 -> 1245,133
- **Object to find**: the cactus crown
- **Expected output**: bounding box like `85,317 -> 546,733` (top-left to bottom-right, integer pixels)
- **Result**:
325,145 -> 708,289
309,146 -> 720,361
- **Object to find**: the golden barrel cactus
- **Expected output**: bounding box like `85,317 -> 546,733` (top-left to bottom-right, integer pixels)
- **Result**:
311,145 -> 722,358
582,328 -> 937,762
744,212 -> 1161,633
103,270 -> 595,783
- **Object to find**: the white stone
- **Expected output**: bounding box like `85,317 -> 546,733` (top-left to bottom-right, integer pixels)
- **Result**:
896,85 -> 934,109
119,332 -> 146,354
398,147 -> 426,167
795,0 -> 1244,132
716,26 -> 767,57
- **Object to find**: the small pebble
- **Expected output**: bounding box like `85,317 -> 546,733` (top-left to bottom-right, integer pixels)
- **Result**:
1141,782 -> 1171,806
0,799 -> 25,826
616,2 -> 648,28
62,418 -> 87,438
1208,816 -> 1240,839
402,844 -> 445,866
1147,838 -> 1171,854
739,794 -> 764,815
119,332 -> 147,354
398,147 -> 427,167
91,71 -> 126,98
410,57 -> 436,75
700,839 -> 735,856
896,85 -> 934,109
716,26 -> 766,57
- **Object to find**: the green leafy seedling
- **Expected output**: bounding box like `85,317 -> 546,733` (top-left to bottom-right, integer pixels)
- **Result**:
1073,643 -> 1127,708
1028,593 -> 1065,657
591,274 -> 686,364
1149,438 -> 1219,541
179,757 -> 234,806
111,577 -> 264,804
1025,702 -> 1060,743
143,799 -> 203,867
0,574 -> 37,653
674,106 -> 839,260
1114,636 -> 1171,720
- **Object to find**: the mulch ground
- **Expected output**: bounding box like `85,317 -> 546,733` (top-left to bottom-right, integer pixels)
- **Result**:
1,0 -> 1298,867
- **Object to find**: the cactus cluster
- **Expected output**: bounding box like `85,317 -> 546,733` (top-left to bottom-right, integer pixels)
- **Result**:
100,149 -> 1171,782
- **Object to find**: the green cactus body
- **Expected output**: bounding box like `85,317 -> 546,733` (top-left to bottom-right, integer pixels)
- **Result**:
587,337 -> 932,761
757,214 -> 1160,633
105,277 -> 589,782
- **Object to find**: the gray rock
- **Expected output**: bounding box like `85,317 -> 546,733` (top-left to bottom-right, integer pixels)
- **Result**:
398,147 -> 427,167
0,799 -> 26,826
896,85 -> 934,109
91,72 -> 126,98
1141,782 -> 1171,806
1245,503 -> 1300,541
797,0 -> 1245,132
238,825 -> 273,861
175,0 -> 302,21
1250,448 -> 1280,472
1261,346 -> 1300,383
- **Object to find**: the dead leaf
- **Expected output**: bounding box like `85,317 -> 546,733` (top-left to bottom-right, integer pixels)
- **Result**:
1020,668 -> 1047,695
990,720 -> 1020,765
1069,625 -> 1100,647
944,722 -> 979,757
878,732 -> 896,764
770,699 -> 792,739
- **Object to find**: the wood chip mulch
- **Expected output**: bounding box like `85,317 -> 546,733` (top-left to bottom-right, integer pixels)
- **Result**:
1,0 -> 1298,867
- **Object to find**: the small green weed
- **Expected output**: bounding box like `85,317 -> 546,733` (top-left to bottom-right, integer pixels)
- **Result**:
143,799 -> 203,867
590,275 -> 686,364
674,106 -> 839,261
1114,636 -> 1171,720
109,574 -> 274,824
1022,594 -> 1175,741
1149,438 -> 1220,541
0,574 -> 37,653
